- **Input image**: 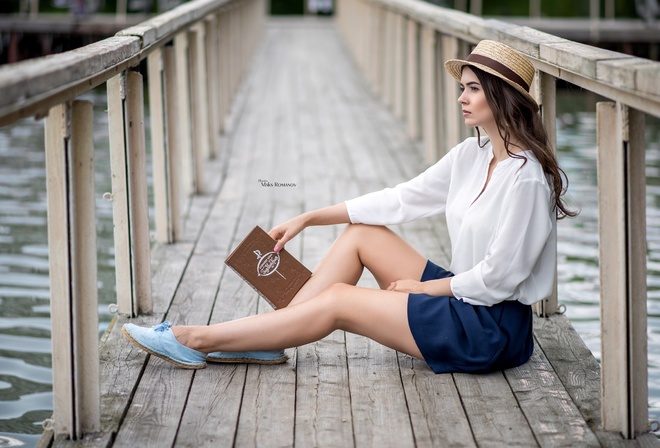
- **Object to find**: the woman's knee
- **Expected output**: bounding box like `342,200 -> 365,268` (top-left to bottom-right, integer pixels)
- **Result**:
315,283 -> 353,320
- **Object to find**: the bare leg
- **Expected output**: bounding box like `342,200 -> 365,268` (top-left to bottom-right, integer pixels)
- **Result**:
174,283 -> 424,359
290,224 -> 428,305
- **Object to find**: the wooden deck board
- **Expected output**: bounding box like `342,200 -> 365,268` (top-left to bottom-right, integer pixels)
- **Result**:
47,17 -> 660,448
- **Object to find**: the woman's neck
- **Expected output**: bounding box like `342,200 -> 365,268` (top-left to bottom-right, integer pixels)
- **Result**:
480,125 -> 523,162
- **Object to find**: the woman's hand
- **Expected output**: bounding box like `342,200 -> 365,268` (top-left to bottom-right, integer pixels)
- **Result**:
269,204 -> 351,252
388,278 -> 454,297
387,279 -> 425,294
269,215 -> 307,252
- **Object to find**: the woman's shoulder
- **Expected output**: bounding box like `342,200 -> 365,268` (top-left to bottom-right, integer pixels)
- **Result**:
512,151 -> 551,188
449,137 -> 490,161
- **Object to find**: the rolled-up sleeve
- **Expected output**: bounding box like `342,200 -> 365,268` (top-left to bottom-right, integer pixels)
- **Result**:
450,179 -> 554,306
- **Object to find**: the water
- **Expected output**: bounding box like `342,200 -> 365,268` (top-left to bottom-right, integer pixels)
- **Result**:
0,87 -> 659,446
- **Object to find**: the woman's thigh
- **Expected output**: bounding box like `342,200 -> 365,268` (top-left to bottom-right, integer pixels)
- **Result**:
345,224 -> 428,289
327,283 -> 424,359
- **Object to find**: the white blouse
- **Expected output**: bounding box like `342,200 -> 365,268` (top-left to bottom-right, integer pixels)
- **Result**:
345,137 -> 556,307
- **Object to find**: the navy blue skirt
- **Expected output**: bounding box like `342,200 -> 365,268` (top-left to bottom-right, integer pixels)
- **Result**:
407,260 -> 534,374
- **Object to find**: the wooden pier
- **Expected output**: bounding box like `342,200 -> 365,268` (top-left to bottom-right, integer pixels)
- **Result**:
36,18 -> 659,447
0,0 -> 658,443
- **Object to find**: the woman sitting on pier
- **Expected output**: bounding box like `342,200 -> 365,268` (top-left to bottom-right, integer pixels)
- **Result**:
123,40 -> 575,374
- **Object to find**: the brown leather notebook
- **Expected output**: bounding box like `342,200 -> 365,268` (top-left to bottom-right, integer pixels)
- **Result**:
225,226 -> 312,309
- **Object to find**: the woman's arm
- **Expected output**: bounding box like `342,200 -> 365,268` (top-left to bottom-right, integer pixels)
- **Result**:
387,277 -> 453,297
268,203 -> 350,252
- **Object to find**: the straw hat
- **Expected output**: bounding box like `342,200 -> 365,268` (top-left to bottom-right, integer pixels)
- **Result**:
444,40 -> 538,110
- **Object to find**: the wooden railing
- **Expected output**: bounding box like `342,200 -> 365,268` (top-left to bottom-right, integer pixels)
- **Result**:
336,0 -> 660,439
0,0 -> 264,440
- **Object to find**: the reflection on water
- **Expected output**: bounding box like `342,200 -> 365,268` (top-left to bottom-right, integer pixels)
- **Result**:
0,87 -> 659,445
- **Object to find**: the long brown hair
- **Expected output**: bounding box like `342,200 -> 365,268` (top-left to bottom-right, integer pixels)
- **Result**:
471,66 -> 577,219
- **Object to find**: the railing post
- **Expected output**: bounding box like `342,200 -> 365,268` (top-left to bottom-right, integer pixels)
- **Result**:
175,32 -> 195,196
147,47 -> 174,244
393,12 -> 407,120
217,11 -> 229,134
440,36 -> 463,152
406,19 -> 420,140
164,44 -> 184,241
205,15 -> 221,158
532,71 -> 559,317
107,71 -> 153,316
45,100 -> 100,439
189,23 -> 210,194
597,101 -> 648,438
420,27 -> 438,162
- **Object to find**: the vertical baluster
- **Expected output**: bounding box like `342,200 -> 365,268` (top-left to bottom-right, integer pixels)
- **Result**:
175,32 -> 195,196
107,73 -> 132,315
205,16 -> 220,158
441,35 -> 461,152
164,44 -> 183,241
532,71 -> 558,317
597,101 -> 648,438
126,71 -> 152,314
107,71 -> 152,316
189,24 -> 210,194
45,100 -> 100,439
406,19 -> 420,140
420,27 -> 438,162
393,12 -> 406,120
148,48 -> 173,244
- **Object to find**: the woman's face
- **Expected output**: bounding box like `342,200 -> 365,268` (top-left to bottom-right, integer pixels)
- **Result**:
458,67 -> 495,129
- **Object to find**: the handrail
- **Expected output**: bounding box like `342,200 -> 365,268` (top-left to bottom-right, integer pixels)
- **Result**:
0,0 -> 241,126
1,0 -> 265,441
336,0 -> 657,440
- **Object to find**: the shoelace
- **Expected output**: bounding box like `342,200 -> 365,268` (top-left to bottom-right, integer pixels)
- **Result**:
153,321 -> 172,332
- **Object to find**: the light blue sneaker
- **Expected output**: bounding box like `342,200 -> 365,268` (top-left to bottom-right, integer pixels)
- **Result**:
122,321 -> 207,369
207,350 -> 288,365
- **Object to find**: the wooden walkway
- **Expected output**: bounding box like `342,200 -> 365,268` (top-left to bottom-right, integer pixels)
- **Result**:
47,17 -> 659,448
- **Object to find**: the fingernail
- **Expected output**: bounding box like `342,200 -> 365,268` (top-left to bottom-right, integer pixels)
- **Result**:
274,246 -> 280,252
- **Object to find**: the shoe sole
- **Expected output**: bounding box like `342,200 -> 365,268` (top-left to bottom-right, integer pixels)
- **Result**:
206,355 -> 289,365
122,326 -> 206,370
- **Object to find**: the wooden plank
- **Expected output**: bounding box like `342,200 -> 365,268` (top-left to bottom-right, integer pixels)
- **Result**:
178,29 -> 277,447
533,314 -> 653,448
294,25 -> 355,448
398,356 -> 477,447
454,372 -> 537,447
346,333 -> 416,447
505,344 -> 600,446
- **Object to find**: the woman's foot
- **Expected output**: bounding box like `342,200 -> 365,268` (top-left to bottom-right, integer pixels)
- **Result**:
206,350 -> 288,365
122,321 -> 207,369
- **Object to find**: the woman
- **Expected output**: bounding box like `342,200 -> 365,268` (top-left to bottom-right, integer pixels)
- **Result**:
123,40 -> 575,374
